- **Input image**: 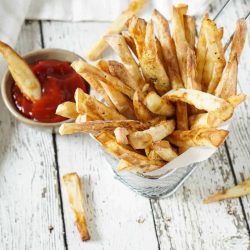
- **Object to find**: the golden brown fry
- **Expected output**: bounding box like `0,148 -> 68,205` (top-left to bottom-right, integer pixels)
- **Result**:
184,15 -> 196,49
59,120 -> 145,135
117,159 -> 133,171
95,59 -> 110,73
217,27 -> 224,40
0,41 -> 41,102
196,14 -> 208,85
87,0 -> 146,60
133,91 -> 155,122
56,102 -> 78,119
129,120 -> 175,149
152,9 -> 183,90
75,113 -> 102,123
74,88 -> 87,114
164,88 -> 234,121
215,19 -> 247,99
168,128 -> 229,148
114,127 -> 129,144
121,31 -> 137,57
145,147 -> 163,161
204,178 -> 250,203
176,101 -> 189,130
104,34 -> 143,87
227,93 -> 247,108
152,141 -> 178,161
63,173 -> 90,241
144,91 -> 175,116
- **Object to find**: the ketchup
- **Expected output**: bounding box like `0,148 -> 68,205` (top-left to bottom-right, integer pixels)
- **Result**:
12,60 -> 88,123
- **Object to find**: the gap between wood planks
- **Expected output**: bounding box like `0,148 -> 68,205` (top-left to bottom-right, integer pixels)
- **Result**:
39,20 -> 69,250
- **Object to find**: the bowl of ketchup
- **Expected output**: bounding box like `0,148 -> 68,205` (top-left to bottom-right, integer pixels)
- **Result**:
1,48 -> 89,128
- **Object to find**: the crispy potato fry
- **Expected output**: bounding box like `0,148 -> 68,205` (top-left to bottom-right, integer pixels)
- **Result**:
59,120 -> 145,135
202,18 -> 226,93
204,178 -> 250,203
114,127 -> 129,144
168,128 -> 229,148
139,20 -> 171,95
164,88 -> 234,121
117,159 -> 133,171
227,93 -> 247,108
56,102 -> 78,119
96,132 -> 165,169
104,34 -> 143,87
95,59 -> 110,73
144,91 -> 175,116
133,91 -> 155,122
74,88 -> 88,114
0,41 -> 41,102
184,15 -> 196,49
176,101 -> 189,130
75,113 -> 102,123
215,19 -> 247,99
87,0 -> 146,60
145,147 -> 163,161
72,60 -> 134,99
63,173 -> 90,241
129,120 -> 175,149
121,31 -> 137,57
152,9 -> 183,90
152,141 -> 178,161
218,27 -> 224,40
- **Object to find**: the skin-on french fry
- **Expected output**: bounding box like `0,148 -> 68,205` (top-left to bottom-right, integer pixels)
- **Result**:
129,120 -> 175,149
87,0 -> 146,60
133,91 -> 155,122
215,19 -> 247,99
56,102 -> 78,119
72,60 -> 134,99
141,20 -> 171,95
184,15 -> 196,49
59,120 -> 146,135
96,132 -> 165,168
63,173 -> 90,241
104,34 -> 143,87
204,178 -> 250,203
75,113 -> 102,123
176,101 -> 189,130
144,91 -> 175,117
167,128 -> 229,148
202,18 -> 226,94
164,88 -> 234,121
114,127 -> 129,144
152,141 -> 178,162
121,31 -> 138,57
145,147 -> 163,161
0,41 -> 41,102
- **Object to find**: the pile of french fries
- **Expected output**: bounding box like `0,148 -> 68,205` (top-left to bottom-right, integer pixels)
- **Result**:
57,3 -> 247,173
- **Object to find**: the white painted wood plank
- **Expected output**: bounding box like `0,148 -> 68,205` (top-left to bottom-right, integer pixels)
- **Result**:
0,22 -> 65,250
42,21 -> 159,250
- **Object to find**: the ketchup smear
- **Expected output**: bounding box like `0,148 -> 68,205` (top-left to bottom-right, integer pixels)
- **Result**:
12,60 -> 88,123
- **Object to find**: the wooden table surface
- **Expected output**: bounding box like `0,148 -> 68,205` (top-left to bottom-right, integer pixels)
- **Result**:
0,0 -> 250,249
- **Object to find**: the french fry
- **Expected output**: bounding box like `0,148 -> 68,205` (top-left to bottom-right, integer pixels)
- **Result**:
74,88 -> 87,114
95,59 -> 110,73
72,60 -> 134,99
152,141 -> 178,162
176,101 -> 189,131
59,120 -> 145,135
75,113 -> 102,123
117,159 -> 133,171
87,0 -> 146,60
56,102 -> 78,119
152,9 -> 183,90
144,91 -> 175,117
133,91 -> 155,122
184,15 -> 196,49
129,120 -> 175,149
227,93 -> 247,108
204,178 -> 250,203
139,20 -> 171,95
104,34 -> 143,87
0,41 -> 41,102
215,19 -> 247,99
121,31 -> 137,57
63,173 -> 90,241
145,147 -> 163,161
164,88 -> 234,121
114,127 -> 129,144
168,128 -> 229,148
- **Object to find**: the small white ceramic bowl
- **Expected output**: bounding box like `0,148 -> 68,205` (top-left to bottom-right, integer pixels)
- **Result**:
1,48 -> 84,128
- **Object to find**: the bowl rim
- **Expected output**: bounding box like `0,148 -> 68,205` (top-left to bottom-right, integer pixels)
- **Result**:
1,48 -> 84,128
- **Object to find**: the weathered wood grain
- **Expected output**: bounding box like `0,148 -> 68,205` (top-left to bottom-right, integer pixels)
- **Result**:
42,21 -> 159,250
0,22 -> 65,250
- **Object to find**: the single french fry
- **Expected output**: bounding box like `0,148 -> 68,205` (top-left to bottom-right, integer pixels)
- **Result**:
167,128 -> 229,148
56,102 -> 78,119
121,31 -> 138,57
74,88 -> 88,114
59,120 -> 145,135
129,120 -> 175,149
114,127 -> 129,144
144,91 -> 175,117
215,19 -> 247,99
117,159 -> 133,171
0,41 -> 41,102
184,15 -> 196,49
164,88 -> 234,121
204,178 -> 250,203
227,93 -> 247,108
176,101 -> 189,130
152,141 -> 178,162
63,173 -> 90,241
152,9 -> 183,90
104,34 -> 143,87
75,113 -> 102,123
145,147 -> 163,161
95,59 -> 110,73
87,0 -> 146,60
133,91 -> 155,122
